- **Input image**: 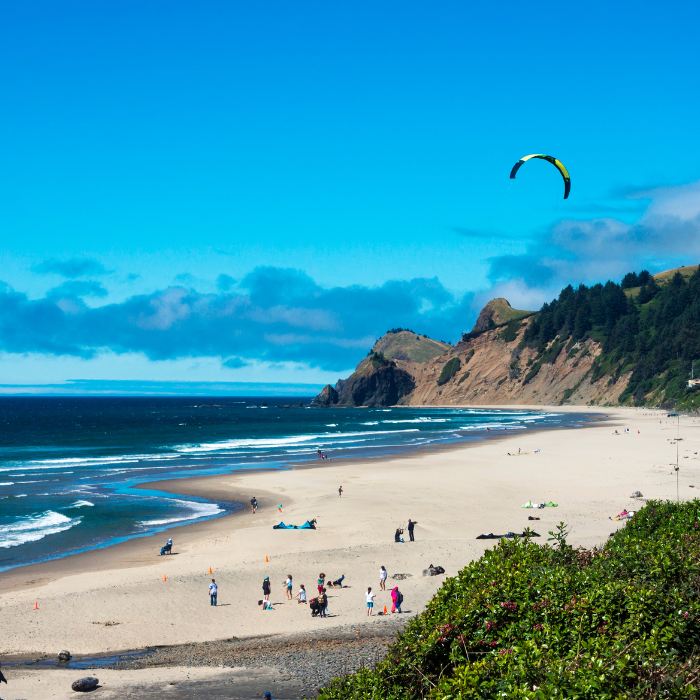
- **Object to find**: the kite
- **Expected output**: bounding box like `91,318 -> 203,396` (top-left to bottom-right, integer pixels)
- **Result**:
510,154 -> 570,199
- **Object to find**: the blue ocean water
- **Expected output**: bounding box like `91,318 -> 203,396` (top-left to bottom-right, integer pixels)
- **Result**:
0,397 -> 588,571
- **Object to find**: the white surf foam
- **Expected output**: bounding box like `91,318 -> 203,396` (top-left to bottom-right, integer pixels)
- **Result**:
67,500 -> 95,508
0,511 -> 81,548
0,453 -> 179,473
137,499 -> 223,527
175,429 -> 420,453
0,482 -> 14,486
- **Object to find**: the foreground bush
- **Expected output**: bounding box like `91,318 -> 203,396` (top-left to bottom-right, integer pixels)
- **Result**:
318,500 -> 700,699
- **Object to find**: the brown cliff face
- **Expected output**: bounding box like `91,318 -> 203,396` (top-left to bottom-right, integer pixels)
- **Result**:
311,298 -> 631,408
397,317 -> 629,406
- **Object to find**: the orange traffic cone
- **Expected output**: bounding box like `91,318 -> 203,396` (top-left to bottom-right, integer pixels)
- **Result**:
383,605 -> 387,614
208,567 -> 212,574
265,555 -> 269,562
163,575 -> 167,582
34,601 -> 38,610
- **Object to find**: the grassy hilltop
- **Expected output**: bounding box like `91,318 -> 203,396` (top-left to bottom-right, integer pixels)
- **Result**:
365,330 -> 450,365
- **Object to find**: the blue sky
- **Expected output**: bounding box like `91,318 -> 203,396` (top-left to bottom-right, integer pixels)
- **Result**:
2,1 -> 700,393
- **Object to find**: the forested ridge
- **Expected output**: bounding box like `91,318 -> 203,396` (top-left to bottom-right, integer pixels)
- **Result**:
519,266 -> 700,408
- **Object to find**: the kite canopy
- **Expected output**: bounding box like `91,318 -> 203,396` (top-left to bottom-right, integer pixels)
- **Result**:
510,154 -> 571,199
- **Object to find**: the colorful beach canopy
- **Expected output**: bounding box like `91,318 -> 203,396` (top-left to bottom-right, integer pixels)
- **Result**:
510,154 -> 571,199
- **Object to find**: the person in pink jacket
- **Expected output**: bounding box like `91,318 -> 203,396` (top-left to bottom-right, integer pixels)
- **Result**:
391,586 -> 403,613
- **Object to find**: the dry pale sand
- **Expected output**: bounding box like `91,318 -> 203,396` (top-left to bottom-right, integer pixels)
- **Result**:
2,405 -> 699,698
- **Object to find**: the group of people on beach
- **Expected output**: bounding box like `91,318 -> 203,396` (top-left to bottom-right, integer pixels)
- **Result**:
367,566 -> 403,616
228,566 -> 403,618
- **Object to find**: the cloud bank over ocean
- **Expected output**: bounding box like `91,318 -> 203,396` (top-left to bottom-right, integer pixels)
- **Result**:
0,267 -> 475,373
2,182 -> 699,389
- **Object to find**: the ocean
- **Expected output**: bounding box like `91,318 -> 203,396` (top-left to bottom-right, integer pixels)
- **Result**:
0,397 -> 588,571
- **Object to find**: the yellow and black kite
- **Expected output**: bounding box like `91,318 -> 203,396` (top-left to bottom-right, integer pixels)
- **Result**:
510,154 -> 570,199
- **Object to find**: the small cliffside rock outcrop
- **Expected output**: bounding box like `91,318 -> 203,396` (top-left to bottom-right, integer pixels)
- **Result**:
471,298 -> 531,332
311,384 -> 338,407
311,355 -> 415,407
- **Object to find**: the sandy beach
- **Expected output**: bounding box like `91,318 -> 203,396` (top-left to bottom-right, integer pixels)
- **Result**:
3,405 -> 699,699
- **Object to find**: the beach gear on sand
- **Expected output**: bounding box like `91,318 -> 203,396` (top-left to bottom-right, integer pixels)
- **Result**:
422,564 -> 446,576
522,501 -> 558,508
476,532 -> 541,539
272,520 -> 316,530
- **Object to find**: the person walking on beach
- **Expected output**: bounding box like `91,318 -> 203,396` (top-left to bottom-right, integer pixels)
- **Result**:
391,586 -> 403,613
338,485 -> 343,497
379,565 -> 387,591
251,497 -> 258,514
278,504 -> 283,515
317,573 -> 325,595
285,574 -> 293,600
366,587 -> 375,616
209,578 -> 218,606
262,576 -> 271,602
407,519 -> 417,542
295,584 -> 307,604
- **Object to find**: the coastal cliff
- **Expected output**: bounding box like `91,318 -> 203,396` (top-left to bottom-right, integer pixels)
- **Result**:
396,317 -> 628,406
312,265 -> 700,409
312,313 -> 628,408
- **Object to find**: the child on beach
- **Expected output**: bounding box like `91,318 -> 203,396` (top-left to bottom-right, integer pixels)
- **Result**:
317,573 -> 325,594
366,587 -> 376,616
285,574 -> 293,600
295,584 -> 307,604
379,566 -> 387,590
259,599 -> 274,611
262,576 -> 271,601
209,578 -> 218,606
318,587 -> 328,617
338,485 -> 343,497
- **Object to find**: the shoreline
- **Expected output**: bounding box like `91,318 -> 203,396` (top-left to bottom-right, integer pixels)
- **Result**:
0,406 -> 600,587
6,402 -> 691,693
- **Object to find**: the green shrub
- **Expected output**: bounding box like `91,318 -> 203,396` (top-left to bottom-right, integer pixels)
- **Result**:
318,500 -> 700,700
369,351 -> 387,368
499,321 -> 522,343
437,357 -> 461,386
522,360 -> 542,385
457,371 -> 470,385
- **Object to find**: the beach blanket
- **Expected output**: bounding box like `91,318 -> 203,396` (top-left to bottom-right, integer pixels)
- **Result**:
272,520 -> 317,530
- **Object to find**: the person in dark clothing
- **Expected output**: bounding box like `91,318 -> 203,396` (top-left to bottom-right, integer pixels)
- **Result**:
0,661 -> 7,685
407,519 -> 416,542
394,528 -> 404,543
